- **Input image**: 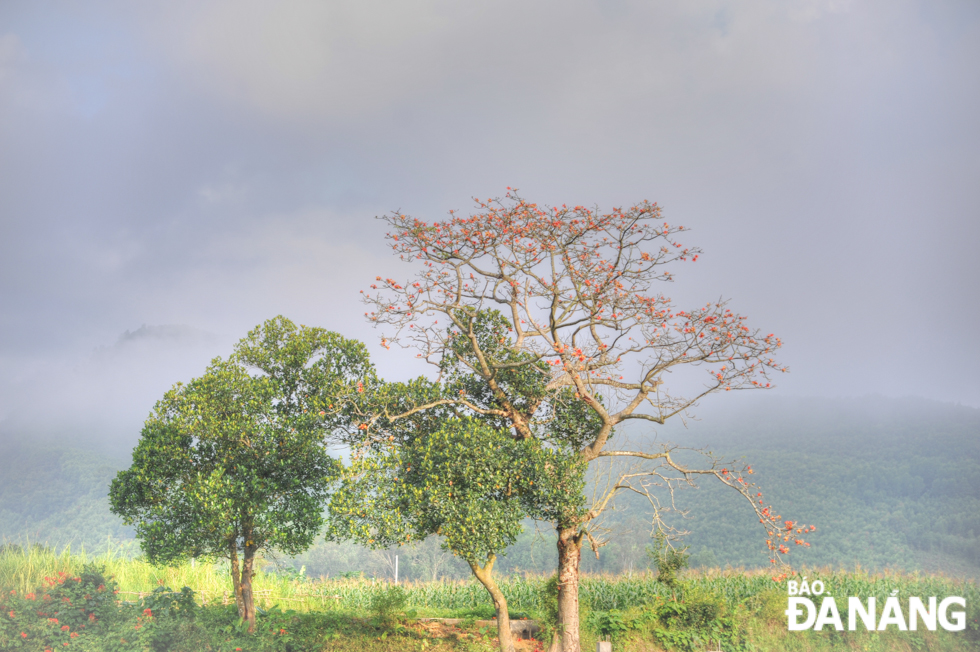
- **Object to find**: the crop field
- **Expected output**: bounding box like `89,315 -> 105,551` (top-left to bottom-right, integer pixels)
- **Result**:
2,544 -> 978,651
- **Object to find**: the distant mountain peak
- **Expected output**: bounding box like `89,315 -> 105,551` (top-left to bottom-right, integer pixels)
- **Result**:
115,324 -> 218,347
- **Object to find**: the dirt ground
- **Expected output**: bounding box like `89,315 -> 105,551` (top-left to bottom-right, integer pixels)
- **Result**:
414,619 -> 546,651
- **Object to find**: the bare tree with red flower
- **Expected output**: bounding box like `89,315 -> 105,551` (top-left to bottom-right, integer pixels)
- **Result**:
360,190 -> 811,652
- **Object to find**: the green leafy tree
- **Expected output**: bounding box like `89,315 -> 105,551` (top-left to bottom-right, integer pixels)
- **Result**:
109,316 -> 372,632
329,415 -> 584,652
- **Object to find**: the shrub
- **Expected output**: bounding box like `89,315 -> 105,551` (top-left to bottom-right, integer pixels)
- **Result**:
648,534 -> 689,590
532,573 -> 560,644
966,596 -> 980,643
138,586 -> 198,621
538,574 -> 559,625
587,609 -> 631,641
653,586 -> 747,652
0,563 -> 121,650
369,585 -> 407,628
0,564 -> 209,652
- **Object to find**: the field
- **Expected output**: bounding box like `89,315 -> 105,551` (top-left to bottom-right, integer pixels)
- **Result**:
2,544 -> 978,652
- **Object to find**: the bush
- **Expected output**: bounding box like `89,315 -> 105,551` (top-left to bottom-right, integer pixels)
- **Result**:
648,534 -> 689,590
369,585 -> 407,628
652,586 -> 747,652
0,564 -> 210,652
532,573 -> 560,644
538,574 -> 559,625
966,596 -> 980,643
587,609 -> 631,641
0,563 -> 123,650
138,586 -> 198,621
745,585 -> 786,626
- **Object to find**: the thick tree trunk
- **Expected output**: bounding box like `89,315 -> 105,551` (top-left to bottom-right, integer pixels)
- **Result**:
241,532 -> 258,633
555,527 -> 584,652
469,557 -> 514,652
229,538 -> 258,633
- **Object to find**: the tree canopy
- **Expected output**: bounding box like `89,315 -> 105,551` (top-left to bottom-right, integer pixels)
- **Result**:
357,192 -> 810,652
109,316 -> 371,631
329,412 -> 584,652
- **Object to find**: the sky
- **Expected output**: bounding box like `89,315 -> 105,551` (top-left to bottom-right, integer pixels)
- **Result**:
1,0 -> 978,446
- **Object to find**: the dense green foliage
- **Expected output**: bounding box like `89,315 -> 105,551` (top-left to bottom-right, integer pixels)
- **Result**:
329,407 -> 587,651
107,354 -> 335,565
108,318 -> 357,564
332,418 -> 530,560
106,317 -> 374,629
329,413 -> 585,563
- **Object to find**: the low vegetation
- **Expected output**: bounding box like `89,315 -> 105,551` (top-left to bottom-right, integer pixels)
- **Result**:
2,545 -> 977,651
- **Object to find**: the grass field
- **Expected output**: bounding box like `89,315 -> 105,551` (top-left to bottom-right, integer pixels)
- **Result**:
2,543 -> 978,651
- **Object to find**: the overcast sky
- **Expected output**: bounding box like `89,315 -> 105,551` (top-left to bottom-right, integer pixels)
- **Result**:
1,0 -> 978,445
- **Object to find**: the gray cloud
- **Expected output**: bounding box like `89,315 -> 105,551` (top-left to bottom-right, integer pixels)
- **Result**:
0,323 -> 225,444
0,0 -> 977,447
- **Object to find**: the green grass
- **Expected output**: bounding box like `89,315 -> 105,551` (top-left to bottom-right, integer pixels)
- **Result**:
2,544 -> 978,651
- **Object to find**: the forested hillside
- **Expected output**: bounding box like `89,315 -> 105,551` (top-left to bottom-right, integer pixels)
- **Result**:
581,396 -> 980,577
1,397 -> 977,579
0,440 -> 133,553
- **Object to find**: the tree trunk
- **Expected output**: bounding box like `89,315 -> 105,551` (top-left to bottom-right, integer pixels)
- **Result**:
229,537 -> 258,633
555,526 -> 584,652
241,534 -> 258,633
229,542 -> 246,619
468,556 -> 515,652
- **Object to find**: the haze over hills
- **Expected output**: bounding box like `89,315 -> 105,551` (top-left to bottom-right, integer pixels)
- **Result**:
0,323 -> 229,447
596,395 -> 980,577
1,396 -> 977,580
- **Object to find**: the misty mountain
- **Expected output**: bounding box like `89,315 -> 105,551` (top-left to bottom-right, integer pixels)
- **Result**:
0,396 -> 977,579
0,323 -> 231,447
588,395 -> 980,577
113,324 -> 219,347
0,440 -> 133,553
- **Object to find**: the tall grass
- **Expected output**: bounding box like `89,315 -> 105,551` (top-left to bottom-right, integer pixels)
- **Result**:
2,543 -> 977,618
